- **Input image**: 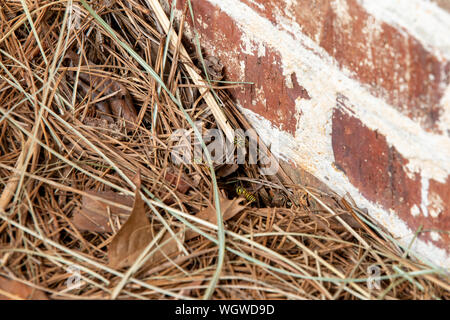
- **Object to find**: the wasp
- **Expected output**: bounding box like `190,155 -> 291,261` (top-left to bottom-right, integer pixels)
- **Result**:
233,135 -> 248,148
236,185 -> 256,202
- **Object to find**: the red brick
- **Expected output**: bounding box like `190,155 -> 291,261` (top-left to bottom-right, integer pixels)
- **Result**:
187,0 -> 449,133
332,104 -> 449,248
320,0 -> 449,133
332,105 -> 421,214
426,178 -> 450,247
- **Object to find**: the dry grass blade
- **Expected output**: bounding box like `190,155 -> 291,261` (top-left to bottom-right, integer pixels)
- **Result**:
146,0 -> 234,142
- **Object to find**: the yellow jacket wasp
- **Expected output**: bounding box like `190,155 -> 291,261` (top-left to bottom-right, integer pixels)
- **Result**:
236,185 -> 256,203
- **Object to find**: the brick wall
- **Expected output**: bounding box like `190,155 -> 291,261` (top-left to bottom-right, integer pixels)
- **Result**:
173,0 -> 450,268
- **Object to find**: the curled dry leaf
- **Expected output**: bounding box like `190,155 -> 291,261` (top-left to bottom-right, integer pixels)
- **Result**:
0,277 -> 47,300
163,169 -> 194,194
186,191 -> 247,240
108,81 -> 138,129
149,231 -> 185,267
215,163 -> 239,178
108,173 -> 183,269
72,191 -> 134,233
65,50 -> 138,128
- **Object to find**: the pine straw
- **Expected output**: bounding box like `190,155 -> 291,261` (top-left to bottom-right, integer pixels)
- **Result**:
0,0 -> 448,300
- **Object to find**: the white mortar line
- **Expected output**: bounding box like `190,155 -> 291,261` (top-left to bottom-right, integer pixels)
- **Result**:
360,0 -> 450,61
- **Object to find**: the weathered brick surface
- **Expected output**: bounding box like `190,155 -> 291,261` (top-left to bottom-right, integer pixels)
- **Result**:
174,0 -> 450,266
427,178 -> 450,247
432,0 -> 450,13
237,0 -> 450,133
332,106 -> 450,248
332,106 -> 422,216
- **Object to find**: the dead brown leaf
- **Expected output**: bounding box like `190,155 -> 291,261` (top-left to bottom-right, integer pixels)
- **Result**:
186,191 -> 247,240
65,51 -> 138,128
148,231 -> 184,267
72,191 -> 133,233
163,170 -> 193,194
0,277 -> 47,300
216,163 -> 239,178
108,81 -> 139,129
108,173 -> 183,269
